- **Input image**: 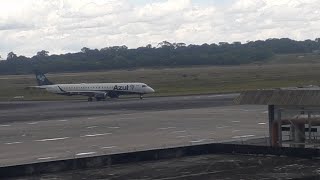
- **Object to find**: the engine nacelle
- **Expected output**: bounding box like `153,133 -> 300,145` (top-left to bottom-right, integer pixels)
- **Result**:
95,92 -> 107,99
108,91 -> 119,98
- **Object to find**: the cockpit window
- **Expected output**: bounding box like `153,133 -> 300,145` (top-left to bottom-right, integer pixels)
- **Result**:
142,85 -> 147,88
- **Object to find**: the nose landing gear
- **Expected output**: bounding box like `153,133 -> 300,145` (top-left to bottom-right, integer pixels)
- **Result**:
139,94 -> 143,100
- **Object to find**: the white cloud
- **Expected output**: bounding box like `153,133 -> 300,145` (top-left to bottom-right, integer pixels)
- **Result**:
0,0 -> 320,57
230,0 -> 266,13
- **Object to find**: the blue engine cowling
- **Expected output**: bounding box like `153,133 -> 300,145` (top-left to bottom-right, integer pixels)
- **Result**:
95,92 -> 107,99
108,91 -> 119,98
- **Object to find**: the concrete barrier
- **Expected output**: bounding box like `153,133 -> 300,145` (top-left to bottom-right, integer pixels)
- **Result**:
1,143 -> 320,178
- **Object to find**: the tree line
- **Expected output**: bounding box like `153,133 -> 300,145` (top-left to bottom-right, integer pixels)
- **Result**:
1,38 -> 320,75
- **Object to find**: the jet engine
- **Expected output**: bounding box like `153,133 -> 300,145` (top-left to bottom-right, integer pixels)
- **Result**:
94,92 -> 107,101
108,91 -> 119,98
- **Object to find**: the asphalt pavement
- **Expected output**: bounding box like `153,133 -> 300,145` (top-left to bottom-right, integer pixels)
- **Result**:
0,94 -> 270,166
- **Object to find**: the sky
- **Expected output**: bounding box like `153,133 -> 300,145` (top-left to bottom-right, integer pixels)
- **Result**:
0,0 -> 319,58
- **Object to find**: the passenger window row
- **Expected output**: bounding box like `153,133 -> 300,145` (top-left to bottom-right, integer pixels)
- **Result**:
63,86 -> 112,89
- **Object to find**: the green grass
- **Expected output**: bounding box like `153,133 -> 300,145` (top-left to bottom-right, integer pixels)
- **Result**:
1,63 -> 320,101
267,53 -> 320,64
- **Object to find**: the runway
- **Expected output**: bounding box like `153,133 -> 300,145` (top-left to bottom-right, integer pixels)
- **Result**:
0,94 -> 236,123
0,94 -> 269,166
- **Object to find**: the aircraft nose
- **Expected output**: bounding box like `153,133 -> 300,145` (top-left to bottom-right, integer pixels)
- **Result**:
147,87 -> 155,93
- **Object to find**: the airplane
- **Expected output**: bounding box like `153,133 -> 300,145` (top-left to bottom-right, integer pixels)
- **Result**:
31,71 -> 155,101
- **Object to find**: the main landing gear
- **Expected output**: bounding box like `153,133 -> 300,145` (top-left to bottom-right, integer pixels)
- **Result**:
88,97 -> 93,102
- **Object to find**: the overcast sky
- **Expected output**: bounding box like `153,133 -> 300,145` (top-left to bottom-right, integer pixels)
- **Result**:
0,0 -> 319,58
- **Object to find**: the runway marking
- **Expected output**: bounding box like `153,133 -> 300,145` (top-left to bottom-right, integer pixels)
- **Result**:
76,152 -> 96,156
158,127 -> 176,130
81,133 -> 111,137
5,142 -> 22,145
262,111 -> 268,114
108,126 -> 120,129
258,122 -> 267,125
209,95 -> 223,97
119,117 -> 135,120
216,126 -> 230,129
232,121 -> 240,123
190,139 -> 206,143
0,125 -> 11,127
232,135 -> 255,139
27,122 -> 40,125
171,130 -> 186,133
101,146 -> 117,149
176,135 -> 192,138
38,156 -> 56,160
87,126 -> 98,129
232,130 -> 240,133
57,119 -> 68,122
87,117 -> 96,120
35,137 -> 69,142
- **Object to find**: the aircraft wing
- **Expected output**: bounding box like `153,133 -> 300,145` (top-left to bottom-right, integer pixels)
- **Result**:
25,86 -> 47,90
61,90 -> 107,96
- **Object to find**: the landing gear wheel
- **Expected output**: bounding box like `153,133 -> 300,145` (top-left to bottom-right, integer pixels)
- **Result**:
88,97 -> 93,102
140,94 -> 143,100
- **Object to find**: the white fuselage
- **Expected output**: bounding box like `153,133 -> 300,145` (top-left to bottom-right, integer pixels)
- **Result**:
38,83 -> 155,95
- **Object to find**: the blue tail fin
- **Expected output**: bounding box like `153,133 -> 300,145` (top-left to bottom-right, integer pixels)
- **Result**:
34,70 -> 54,86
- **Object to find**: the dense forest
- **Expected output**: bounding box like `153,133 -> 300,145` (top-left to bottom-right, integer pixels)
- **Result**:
1,38 -> 320,75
